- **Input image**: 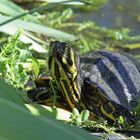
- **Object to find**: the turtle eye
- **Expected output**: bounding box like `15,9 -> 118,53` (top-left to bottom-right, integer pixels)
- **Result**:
62,42 -> 69,48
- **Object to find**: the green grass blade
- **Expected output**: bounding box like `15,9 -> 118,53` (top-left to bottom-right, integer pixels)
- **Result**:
0,24 -> 47,53
0,98 -> 95,140
125,43 -> 140,50
0,80 -> 96,140
0,15 -> 76,41
0,0 -> 38,22
0,80 -> 25,106
0,0 -> 24,16
0,1 -> 69,26
25,104 -> 72,121
0,0 -> 90,26
39,0 -> 84,5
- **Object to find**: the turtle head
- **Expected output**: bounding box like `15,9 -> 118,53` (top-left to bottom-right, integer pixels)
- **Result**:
48,41 -> 81,109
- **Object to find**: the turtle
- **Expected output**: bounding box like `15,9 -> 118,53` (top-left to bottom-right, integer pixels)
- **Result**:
27,41 -> 140,125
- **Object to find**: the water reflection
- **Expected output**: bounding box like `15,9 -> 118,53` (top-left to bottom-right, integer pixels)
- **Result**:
76,0 -> 140,35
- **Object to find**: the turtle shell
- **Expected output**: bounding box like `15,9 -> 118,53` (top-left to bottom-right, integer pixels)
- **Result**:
80,51 -> 140,122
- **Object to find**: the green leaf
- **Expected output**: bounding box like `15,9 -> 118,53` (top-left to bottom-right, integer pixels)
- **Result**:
81,110 -> 90,122
0,25 -> 47,53
0,100 -> 95,140
0,0 -> 39,22
0,15 -> 76,41
32,58 -> 40,77
0,32 -> 30,88
39,0 -> 85,5
0,80 -> 96,140
0,80 -> 25,106
25,104 -> 72,121
0,0 -> 24,16
72,108 -> 80,116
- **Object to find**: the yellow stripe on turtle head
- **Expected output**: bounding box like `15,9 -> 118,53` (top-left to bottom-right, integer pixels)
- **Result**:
48,41 -> 81,110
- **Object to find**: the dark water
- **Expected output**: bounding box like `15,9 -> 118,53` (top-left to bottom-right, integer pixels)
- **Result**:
76,0 -> 140,35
